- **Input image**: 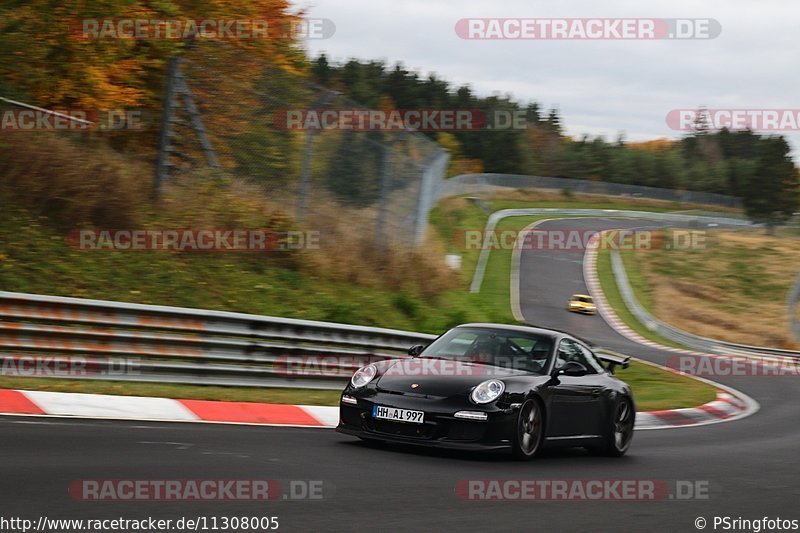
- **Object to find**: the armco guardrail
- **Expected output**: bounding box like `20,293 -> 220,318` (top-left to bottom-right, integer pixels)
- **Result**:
438,173 -> 742,208
609,250 -> 800,358
0,291 -> 436,390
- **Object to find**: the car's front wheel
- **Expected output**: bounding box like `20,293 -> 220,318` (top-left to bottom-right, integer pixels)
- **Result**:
512,399 -> 544,460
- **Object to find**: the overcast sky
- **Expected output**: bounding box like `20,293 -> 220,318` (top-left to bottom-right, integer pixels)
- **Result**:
298,0 -> 798,157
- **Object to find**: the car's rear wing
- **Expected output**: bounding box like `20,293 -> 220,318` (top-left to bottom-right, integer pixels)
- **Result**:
596,350 -> 631,374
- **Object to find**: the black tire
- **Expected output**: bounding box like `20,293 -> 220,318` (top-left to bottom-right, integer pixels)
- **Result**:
511,399 -> 544,460
597,396 -> 635,457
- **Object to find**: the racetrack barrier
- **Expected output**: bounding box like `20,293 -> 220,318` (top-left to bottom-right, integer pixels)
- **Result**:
608,249 -> 800,358
0,291 -> 436,389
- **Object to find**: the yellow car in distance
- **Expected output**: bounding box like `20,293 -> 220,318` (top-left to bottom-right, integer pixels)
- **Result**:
568,294 -> 596,315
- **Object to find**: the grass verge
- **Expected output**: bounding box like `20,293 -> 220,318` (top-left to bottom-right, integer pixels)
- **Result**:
595,246 -> 689,350
617,361 -> 716,410
629,230 -> 799,348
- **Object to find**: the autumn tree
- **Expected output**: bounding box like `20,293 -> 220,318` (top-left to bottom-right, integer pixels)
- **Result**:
0,1 -> 305,111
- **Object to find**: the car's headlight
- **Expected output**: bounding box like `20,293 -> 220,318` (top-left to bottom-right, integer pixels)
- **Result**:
470,379 -> 505,404
350,364 -> 377,388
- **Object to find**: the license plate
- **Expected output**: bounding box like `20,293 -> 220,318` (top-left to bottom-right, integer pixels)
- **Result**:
372,405 -> 424,424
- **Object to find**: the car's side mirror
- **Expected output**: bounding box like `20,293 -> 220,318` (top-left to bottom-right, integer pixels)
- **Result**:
557,361 -> 588,377
408,344 -> 426,357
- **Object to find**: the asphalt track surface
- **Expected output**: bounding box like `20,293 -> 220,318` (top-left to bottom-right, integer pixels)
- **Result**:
2,217 -> 798,532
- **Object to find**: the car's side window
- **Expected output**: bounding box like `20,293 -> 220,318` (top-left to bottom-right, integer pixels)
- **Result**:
555,339 -> 579,367
556,339 -> 599,375
576,343 -> 606,374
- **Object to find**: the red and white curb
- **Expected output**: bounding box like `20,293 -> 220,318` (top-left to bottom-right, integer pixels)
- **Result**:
0,389 -> 338,428
0,387 -> 748,430
635,389 -> 750,430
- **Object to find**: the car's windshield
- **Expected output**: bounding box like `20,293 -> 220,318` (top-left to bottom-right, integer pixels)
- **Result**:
574,296 -> 593,303
420,327 -> 553,374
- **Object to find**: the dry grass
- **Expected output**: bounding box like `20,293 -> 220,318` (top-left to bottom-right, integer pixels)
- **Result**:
144,173 -> 459,297
633,230 -> 800,348
299,198 -> 456,298
0,132 -> 456,302
0,132 -> 148,228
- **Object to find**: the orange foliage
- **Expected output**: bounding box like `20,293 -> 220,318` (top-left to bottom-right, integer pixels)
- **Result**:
0,1 -> 305,111
627,138 -> 678,152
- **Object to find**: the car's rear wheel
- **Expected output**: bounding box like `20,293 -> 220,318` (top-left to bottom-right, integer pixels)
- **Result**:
597,397 -> 634,457
512,399 -> 543,460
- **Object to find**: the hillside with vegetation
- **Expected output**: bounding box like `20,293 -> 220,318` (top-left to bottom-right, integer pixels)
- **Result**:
0,0 -> 797,328
312,56 -> 799,225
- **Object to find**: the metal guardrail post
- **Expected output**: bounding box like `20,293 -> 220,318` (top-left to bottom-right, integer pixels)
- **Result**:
787,272 -> 800,342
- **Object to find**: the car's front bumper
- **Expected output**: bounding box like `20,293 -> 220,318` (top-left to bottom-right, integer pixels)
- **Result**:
569,306 -> 596,314
335,394 -> 517,452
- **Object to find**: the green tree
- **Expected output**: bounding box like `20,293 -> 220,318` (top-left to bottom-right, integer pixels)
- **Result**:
741,136 -> 799,231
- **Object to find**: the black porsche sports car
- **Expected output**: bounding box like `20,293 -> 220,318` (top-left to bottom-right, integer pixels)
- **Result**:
336,323 -> 634,459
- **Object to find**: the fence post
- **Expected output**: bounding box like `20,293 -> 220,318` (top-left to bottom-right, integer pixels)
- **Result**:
175,69 -> 219,169
296,90 -> 338,222
153,56 -> 180,199
375,140 -> 395,247
413,149 -> 450,246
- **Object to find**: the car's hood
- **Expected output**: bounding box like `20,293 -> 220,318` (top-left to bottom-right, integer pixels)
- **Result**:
375,357 -> 529,397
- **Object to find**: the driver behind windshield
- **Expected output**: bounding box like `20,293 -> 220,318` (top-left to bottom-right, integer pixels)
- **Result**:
421,328 -> 553,375
469,339 -> 497,364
